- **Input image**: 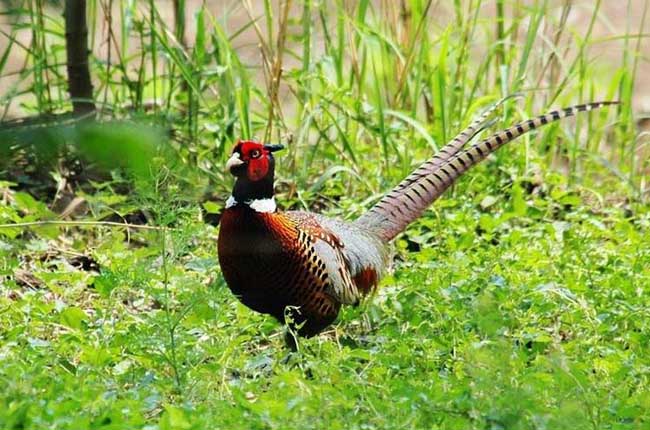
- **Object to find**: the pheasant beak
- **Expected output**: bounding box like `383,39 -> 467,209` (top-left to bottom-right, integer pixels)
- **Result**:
225,152 -> 244,173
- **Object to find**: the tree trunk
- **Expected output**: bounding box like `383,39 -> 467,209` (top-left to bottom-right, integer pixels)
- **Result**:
64,0 -> 95,115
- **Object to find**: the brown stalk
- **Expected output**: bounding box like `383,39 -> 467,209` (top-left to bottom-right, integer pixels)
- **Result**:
392,0 -> 434,106
64,0 -> 95,115
264,0 -> 292,143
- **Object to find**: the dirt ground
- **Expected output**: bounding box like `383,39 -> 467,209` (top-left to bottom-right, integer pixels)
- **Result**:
0,0 -> 648,118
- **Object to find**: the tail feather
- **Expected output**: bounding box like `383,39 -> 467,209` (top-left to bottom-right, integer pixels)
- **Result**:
383,95 -> 517,199
356,101 -> 618,241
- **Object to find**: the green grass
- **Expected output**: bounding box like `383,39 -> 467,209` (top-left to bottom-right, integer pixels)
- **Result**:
1,176 -> 649,429
1,0 -> 649,428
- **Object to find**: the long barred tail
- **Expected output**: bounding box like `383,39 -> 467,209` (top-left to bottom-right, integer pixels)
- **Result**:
385,95 -> 519,198
356,101 -> 618,241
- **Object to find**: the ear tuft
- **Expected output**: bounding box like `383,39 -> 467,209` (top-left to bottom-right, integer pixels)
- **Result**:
264,144 -> 285,153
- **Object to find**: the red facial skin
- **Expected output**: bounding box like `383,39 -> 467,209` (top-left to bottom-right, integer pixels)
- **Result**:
234,141 -> 270,181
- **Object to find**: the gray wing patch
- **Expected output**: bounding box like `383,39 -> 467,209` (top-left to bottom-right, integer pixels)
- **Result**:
289,211 -> 390,304
312,214 -> 389,281
312,239 -> 362,305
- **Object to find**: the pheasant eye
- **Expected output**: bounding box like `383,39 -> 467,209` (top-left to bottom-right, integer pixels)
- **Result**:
249,149 -> 261,159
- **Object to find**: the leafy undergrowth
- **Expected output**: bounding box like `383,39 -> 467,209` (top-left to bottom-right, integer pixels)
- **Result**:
1,171 -> 649,430
1,0 -> 647,427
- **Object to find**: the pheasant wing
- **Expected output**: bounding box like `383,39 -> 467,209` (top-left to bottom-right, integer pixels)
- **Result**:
287,211 -> 366,305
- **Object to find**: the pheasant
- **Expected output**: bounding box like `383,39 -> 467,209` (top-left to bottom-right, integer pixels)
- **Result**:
217,100 -> 616,338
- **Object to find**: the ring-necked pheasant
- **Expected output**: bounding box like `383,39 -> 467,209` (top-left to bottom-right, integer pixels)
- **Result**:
217,100 -> 616,338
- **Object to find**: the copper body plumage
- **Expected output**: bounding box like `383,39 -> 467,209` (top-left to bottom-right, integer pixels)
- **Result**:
219,209 -> 343,336
217,101 -> 617,337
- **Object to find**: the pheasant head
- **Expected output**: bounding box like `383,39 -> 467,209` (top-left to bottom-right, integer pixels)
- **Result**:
225,140 -> 284,211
